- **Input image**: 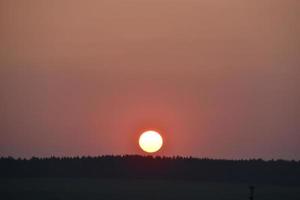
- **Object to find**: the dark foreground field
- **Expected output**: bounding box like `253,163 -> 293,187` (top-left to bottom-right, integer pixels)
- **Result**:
1,156 -> 299,199
1,178 -> 300,200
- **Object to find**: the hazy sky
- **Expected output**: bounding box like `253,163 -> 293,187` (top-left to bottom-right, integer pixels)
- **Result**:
1,0 -> 299,159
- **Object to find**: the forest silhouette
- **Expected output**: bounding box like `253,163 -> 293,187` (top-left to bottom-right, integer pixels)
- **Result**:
1,155 -> 299,185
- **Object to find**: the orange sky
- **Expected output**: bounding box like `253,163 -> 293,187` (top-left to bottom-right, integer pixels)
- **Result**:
0,0 -> 299,159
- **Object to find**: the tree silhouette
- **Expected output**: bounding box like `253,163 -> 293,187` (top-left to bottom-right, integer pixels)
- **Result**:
0,155 -> 299,185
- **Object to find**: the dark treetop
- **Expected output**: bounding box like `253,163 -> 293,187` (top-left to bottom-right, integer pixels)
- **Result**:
1,155 -> 299,185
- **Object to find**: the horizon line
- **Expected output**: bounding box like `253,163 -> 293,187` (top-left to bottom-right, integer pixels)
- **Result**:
1,154 -> 299,162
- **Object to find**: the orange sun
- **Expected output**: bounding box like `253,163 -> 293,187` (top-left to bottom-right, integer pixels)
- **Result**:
139,130 -> 163,153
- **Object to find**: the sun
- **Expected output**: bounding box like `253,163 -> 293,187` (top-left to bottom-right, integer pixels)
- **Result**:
139,130 -> 163,153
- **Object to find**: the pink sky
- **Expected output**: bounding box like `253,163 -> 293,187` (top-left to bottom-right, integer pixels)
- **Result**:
0,0 -> 299,159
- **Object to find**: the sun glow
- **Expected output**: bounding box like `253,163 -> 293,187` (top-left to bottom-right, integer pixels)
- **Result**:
139,130 -> 163,153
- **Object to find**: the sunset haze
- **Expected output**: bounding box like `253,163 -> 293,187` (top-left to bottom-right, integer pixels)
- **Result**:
0,0 -> 299,159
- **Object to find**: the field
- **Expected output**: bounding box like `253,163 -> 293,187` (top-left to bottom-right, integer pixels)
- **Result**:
1,178 -> 300,200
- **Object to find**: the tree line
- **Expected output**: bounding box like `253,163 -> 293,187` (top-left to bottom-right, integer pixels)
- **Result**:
0,155 -> 299,185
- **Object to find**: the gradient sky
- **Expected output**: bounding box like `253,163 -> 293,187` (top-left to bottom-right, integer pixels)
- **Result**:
0,0 -> 299,159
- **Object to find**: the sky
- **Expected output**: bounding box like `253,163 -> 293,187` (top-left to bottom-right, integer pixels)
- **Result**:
0,0 -> 299,159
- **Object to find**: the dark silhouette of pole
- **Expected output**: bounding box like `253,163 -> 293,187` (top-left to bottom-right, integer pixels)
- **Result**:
249,185 -> 255,200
